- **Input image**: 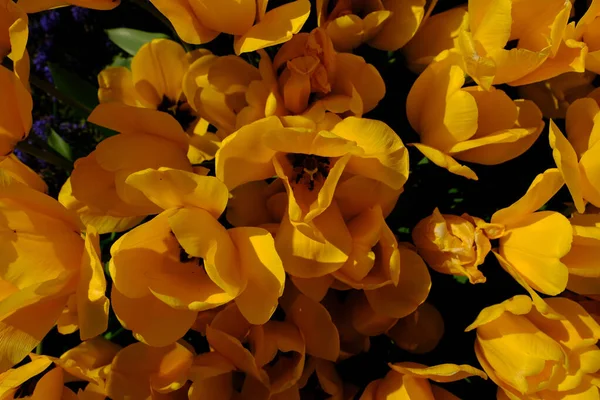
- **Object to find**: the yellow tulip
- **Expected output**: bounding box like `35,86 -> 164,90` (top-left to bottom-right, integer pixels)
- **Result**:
467,295 -> 600,399
0,171 -> 109,373
225,179 -> 286,230
188,303 -> 305,399
98,39 -> 220,164
0,338 -> 120,399
491,169 -> 573,316
403,6 -> 469,73
0,65 -> 31,159
360,362 -> 487,399
315,0 -> 432,52
106,341 -> 193,399
273,28 -> 385,116
17,0 -> 119,12
576,0 -> 600,74
407,52 -> 545,180
561,210 -> 600,297
149,0 -> 310,54
549,98 -> 600,214
517,71 -> 596,119
0,154 -> 47,193
182,48 -> 286,138
60,104 -> 194,234
387,302 -> 445,354
108,168 -> 285,346
458,0 -> 586,88
412,208 -> 501,284
0,0 -> 28,82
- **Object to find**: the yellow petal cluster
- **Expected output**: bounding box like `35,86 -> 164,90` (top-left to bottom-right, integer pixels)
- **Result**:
467,295 -> 600,399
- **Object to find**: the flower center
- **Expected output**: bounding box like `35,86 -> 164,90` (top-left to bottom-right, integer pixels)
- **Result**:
157,96 -> 196,132
287,153 -> 331,191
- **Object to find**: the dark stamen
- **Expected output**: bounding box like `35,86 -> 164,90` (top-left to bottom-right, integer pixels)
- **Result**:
157,96 -> 196,132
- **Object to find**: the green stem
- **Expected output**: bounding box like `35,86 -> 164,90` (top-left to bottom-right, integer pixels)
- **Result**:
35,342 -> 43,355
129,0 -> 193,51
16,141 -> 74,170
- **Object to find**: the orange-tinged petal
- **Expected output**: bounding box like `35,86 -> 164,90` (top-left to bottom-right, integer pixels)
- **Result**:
0,155 -> 47,193
125,167 -> 229,217
216,116 -> 282,190
0,65 -> 32,156
290,275 -> 334,302
169,208 -> 245,298
549,119 -> 586,213
333,54 -> 386,114
368,0 -> 425,51
282,288 -> 340,361
364,245 -> 431,318
132,39 -> 188,107
565,97 -> 600,158
470,0 -> 511,51
77,226 -> 109,340
500,211 -> 571,295
110,287 -> 197,347
30,367 -> 64,400
88,103 -> 189,151
189,0 -> 255,36
334,175 -> 401,220
580,140 -> 600,208
149,0 -> 220,45
228,227 -> 285,324
97,67 -> 138,106
466,295 -> 533,332
389,362 -> 487,383
349,292 -> 398,336
0,296 -> 67,373
331,117 -> 408,190
0,356 -> 53,396
411,143 -> 478,180
491,168 -> 565,227
387,303 -> 444,354
275,205 -> 352,278
234,0 -> 311,55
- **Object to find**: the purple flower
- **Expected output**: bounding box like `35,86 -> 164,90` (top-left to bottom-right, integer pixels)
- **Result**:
71,7 -> 90,23
39,11 -> 60,32
32,116 -> 55,140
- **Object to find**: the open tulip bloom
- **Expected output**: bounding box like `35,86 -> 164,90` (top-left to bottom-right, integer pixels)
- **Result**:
8,0 -> 600,398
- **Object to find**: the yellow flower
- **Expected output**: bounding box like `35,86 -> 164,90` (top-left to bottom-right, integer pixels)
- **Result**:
491,169 -> 572,316
403,5 -> 469,73
108,168 -> 285,346
98,39 -> 220,164
0,171 -> 109,372
360,362 -> 487,399
149,0 -> 310,54
549,98 -> 600,213
0,338 -> 120,399
0,154 -> 47,193
412,208 -> 501,284
467,295 -> 600,399
315,0 -> 432,52
0,65 -> 31,158
273,28 -> 385,116
225,180 -> 287,230
575,0 -> 600,74
0,0 -> 29,82
387,302 -> 445,354
217,116 -> 408,226
188,303 -> 305,399
60,104 -> 194,234
561,209 -> 600,298
407,52 -> 545,180
458,0 -> 587,88
106,341 -> 193,399
17,0 -> 119,12
182,48 -> 285,138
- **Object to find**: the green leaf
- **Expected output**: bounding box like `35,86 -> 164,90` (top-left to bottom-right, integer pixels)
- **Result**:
417,157 -> 429,165
110,54 -> 132,69
47,129 -> 73,161
49,63 -> 98,116
106,28 -> 169,56
453,275 -> 469,284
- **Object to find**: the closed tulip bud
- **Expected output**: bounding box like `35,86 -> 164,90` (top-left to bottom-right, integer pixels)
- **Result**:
412,208 -> 496,284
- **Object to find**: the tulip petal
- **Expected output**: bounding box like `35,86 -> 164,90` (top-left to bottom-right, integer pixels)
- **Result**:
125,168 -> 229,217
412,143 -> 478,180
227,227 -> 285,325
491,168 -> 564,227
189,0 -> 255,36
234,0 -> 311,54
111,287 -> 197,347
368,0 -> 425,51
470,0 -> 511,51
77,226 -> 109,340
549,120 -> 586,213
389,362 -> 487,383
0,155 -> 47,193
364,246 -> 431,318
149,0 -> 219,45
97,67 -> 138,106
